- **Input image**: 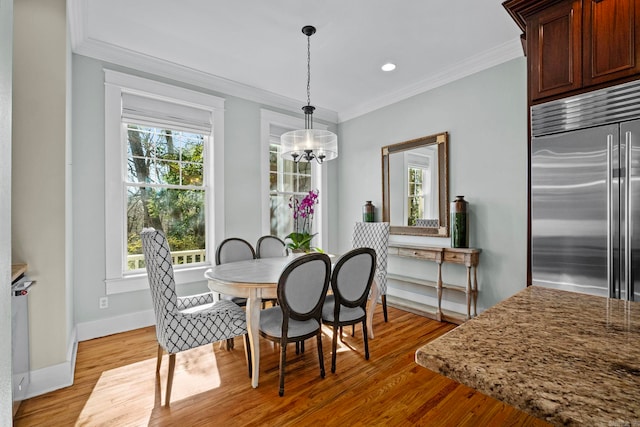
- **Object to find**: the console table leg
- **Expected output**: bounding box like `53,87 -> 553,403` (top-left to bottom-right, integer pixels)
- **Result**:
473,266 -> 478,317
436,261 -> 443,322
465,266 -> 472,320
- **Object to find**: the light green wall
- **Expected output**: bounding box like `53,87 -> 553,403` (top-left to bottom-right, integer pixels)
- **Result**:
71,54 -> 340,325
18,28 -> 526,389
73,55 -> 527,329
12,0 -> 70,370
337,57 -> 528,311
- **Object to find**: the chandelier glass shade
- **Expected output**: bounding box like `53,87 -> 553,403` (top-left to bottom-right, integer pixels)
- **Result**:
280,25 -> 338,164
280,129 -> 338,163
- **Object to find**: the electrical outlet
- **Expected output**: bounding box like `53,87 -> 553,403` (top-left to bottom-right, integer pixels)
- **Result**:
99,296 -> 108,309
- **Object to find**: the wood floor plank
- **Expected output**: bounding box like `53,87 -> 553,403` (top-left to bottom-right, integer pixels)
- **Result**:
14,306 -> 551,426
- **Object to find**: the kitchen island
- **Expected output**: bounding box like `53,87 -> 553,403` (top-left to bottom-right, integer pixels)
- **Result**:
415,286 -> 640,426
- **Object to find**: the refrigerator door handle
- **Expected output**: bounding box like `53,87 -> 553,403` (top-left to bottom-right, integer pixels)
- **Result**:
625,130 -> 632,299
607,135 -> 613,295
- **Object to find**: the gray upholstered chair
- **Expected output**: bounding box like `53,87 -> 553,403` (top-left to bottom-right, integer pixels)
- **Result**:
140,228 -> 249,406
322,247 -> 376,373
215,237 -> 256,349
256,235 -> 286,308
258,252 -> 331,396
215,238 -> 255,308
352,222 -> 390,321
256,235 -> 288,258
215,237 -> 256,265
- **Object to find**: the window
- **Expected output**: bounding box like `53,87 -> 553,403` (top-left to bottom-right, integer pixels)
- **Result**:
104,70 -> 225,294
268,137 -> 312,237
407,166 -> 426,226
260,110 -> 328,249
125,125 -> 207,271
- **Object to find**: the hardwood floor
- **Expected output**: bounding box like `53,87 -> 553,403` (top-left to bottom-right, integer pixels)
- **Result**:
14,306 -> 550,426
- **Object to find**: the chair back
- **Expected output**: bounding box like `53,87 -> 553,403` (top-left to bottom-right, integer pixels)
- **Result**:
278,253 -> 331,322
256,235 -> 288,258
215,238 -> 255,265
140,228 -> 178,340
352,222 -> 390,295
331,248 -> 376,310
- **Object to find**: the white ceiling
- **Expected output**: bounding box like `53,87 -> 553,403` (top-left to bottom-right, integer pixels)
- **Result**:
69,0 -> 523,122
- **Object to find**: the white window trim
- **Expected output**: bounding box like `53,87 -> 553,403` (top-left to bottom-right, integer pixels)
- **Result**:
104,70 -> 225,295
260,109 -> 328,250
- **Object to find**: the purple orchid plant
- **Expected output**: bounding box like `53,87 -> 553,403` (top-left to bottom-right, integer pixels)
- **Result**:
286,189 -> 319,251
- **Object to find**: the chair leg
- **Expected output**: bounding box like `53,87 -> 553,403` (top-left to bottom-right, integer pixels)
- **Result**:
165,353 -> 176,406
156,344 -> 163,373
278,338 -> 287,397
362,320 -> 370,360
301,340 -> 305,353
295,341 -> 300,355
382,294 -> 388,322
316,332 -> 325,379
331,324 -> 338,373
226,337 -> 234,350
244,334 -> 252,378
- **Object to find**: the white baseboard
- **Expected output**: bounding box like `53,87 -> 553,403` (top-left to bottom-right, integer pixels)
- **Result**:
25,328 -> 77,399
25,310 -> 155,399
76,309 -> 155,342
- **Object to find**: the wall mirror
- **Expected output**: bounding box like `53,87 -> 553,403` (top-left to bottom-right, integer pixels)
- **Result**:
382,132 -> 449,237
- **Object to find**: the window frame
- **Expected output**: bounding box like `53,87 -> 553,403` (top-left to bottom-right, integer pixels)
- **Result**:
260,109 -> 328,250
104,70 -> 225,295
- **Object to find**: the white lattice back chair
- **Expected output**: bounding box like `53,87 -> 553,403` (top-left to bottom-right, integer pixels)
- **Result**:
414,218 -> 439,228
141,228 -> 250,406
352,222 -> 390,322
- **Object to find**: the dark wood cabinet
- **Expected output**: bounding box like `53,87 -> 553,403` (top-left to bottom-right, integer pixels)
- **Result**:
528,0 -> 582,100
583,0 -> 640,86
504,0 -> 640,102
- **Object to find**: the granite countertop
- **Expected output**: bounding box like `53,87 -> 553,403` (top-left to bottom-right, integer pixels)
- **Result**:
11,263 -> 27,282
415,286 -> 640,426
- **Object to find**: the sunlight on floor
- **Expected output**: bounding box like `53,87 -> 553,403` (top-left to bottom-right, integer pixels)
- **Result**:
320,324 -> 362,354
76,346 -> 223,425
73,330 -> 363,424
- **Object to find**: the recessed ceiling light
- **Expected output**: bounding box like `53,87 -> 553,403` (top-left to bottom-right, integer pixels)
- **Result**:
381,63 -> 396,72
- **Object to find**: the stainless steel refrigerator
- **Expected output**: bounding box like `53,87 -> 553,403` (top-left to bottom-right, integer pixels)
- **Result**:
531,79 -> 640,301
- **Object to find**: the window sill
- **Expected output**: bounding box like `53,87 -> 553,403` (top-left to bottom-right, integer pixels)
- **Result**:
105,264 -> 211,295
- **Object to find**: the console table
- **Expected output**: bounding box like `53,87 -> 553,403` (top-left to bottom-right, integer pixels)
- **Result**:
388,245 -> 481,323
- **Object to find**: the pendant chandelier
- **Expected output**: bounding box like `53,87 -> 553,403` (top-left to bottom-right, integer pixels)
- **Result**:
280,25 -> 338,164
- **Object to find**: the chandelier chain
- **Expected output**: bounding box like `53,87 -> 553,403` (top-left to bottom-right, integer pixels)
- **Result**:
306,33 -> 311,106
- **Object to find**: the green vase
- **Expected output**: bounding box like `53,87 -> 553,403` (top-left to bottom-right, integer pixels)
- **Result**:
363,201 -> 375,222
450,196 -> 469,248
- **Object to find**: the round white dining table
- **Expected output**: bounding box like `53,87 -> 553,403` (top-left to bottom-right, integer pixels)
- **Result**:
205,254 -> 379,388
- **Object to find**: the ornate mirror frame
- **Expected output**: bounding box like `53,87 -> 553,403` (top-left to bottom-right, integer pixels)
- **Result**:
381,132 -> 449,237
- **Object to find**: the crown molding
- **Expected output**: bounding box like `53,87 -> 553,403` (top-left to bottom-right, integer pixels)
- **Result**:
74,36 -> 339,124
67,0 -> 85,52
69,0 -> 338,124
69,0 -> 521,125
338,38 -> 524,123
